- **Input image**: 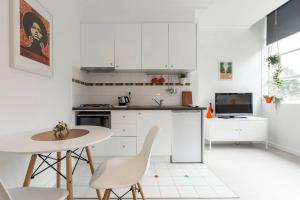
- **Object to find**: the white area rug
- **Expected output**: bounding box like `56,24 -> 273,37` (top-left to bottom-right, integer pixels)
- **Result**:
73,160 -> 239,199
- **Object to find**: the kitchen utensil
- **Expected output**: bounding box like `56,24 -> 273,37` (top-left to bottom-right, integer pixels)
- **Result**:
182,91 -> 193,107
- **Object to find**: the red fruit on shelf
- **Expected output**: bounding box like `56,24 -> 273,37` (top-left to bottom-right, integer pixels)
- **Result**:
151,77 -> 158,84
158,76 -> 165,84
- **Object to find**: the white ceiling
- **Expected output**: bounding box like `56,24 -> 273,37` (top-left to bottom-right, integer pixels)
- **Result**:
80,0 -> 213,23
197,0 -> 289,29
81,0 -> 289,28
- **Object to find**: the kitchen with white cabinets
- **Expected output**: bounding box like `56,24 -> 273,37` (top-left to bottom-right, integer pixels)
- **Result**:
74,21 -> 204,163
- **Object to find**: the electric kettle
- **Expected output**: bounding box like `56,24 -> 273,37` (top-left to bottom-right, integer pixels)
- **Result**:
118,96 -> 130,106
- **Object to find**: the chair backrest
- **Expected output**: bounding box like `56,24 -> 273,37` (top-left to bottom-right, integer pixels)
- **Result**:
137,126 -> 160,176
0,179 -> 12,200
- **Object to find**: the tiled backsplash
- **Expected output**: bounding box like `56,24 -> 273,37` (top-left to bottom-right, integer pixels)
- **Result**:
72,78 -> 191,86
72,67 -> 192,106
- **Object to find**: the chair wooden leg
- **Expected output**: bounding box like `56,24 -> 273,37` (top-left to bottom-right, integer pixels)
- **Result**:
23,154 -> 37,187
137,182 -> 146,200
66,151 -> 73,200
85,146 -> 102,200
56,152 -> 61,188
106,189 -> 111,200
102,189 -> 108,200
131,185 -> 137,200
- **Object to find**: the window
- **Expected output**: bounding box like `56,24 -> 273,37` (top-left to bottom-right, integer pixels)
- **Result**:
268,31 -> 300,102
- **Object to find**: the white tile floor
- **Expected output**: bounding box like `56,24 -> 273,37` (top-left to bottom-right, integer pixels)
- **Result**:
73,143 -> 300,200
73,160 -> 238,199
205,143 -> 300,200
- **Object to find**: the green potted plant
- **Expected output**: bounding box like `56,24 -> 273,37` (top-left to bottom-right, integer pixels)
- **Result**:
266,54 -> 283,107
179,73 -> 188,85
53,121 -> 69,139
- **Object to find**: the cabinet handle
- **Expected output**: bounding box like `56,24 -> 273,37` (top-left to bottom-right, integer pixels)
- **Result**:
164,65 -> 168,68
138,112 -> 141,115
170,65 -> 174,68
122,116 -> 126,118
110,62 -> 113,66
116,65 -> 119,68
122,145 -> 126,148
122,129 -> 126,132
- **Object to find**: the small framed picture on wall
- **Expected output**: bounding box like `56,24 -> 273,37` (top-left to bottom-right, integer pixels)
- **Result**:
219,62 -> 233,80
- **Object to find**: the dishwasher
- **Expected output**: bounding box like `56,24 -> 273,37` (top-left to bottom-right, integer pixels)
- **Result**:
171,111 -> 203,163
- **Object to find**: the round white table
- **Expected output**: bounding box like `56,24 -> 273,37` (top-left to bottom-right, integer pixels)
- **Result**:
0,125 -> 113,200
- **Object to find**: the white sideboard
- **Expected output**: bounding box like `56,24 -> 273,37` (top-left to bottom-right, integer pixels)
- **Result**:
204,116 -> 268,149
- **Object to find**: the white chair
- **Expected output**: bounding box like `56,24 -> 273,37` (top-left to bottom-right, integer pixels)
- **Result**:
89,126 -> 160,200
0,179 -> 68,200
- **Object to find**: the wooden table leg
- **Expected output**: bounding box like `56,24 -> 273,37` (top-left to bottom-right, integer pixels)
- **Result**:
66,151 -> 73,200
56,152 -> 61,188
85,146 -> 102,200
131,185 -> 137,200
23,154 -> 37,187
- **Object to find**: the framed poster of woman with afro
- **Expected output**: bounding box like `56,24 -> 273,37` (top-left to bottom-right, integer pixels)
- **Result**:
10,0 -> 53,77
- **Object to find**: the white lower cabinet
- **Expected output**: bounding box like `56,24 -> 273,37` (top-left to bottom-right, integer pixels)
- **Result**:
137,111 -> 172,156
92,110 -> 172,157
239,120 -> 268,141
205,117 -> 268,149
91,137 -> 137,156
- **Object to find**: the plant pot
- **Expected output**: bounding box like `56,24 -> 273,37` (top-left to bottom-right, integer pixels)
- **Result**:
53,130 -> 69,140
264,96 -> 273,104
179,78 -> 187,85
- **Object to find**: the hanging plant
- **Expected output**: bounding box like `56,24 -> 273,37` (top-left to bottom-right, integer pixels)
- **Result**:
266,54 -> 283,108
267,55 -> 280,66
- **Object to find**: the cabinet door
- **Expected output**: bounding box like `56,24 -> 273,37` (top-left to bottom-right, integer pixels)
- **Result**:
169,24 -> 197,70
142,24 -> 169,70
81,24 -> 114,67
115,24 -> 141,70
239,120 -> 268,141
137,111 -> 172,156
208,120 -> 239,141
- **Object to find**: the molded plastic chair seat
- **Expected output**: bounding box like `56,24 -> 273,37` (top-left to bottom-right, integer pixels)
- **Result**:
8,187 -> 68,200
90,156 -> 146,189
89,126 -> 160,199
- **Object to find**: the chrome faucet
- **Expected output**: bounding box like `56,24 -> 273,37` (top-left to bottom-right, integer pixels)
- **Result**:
152,97 -> 164,107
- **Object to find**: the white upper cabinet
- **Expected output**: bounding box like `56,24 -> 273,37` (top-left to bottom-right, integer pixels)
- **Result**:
81,24 -> 115,67
81,23 -> 197,72
169,24 -> 197,71
114,24 -> 141,70
142,24 -> 169,70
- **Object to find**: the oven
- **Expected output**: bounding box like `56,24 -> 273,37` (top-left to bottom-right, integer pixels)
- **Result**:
75,111 -> 111,128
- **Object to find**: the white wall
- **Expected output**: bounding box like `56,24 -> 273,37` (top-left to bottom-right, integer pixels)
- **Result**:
196,20 -> 265,115
0,0 -> 81,187
262,104 -> 300,156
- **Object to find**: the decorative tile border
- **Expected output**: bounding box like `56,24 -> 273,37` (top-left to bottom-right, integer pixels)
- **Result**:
72,78 -> 191,86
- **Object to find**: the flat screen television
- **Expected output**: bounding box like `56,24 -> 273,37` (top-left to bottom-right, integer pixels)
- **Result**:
215,93 -> 253,117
